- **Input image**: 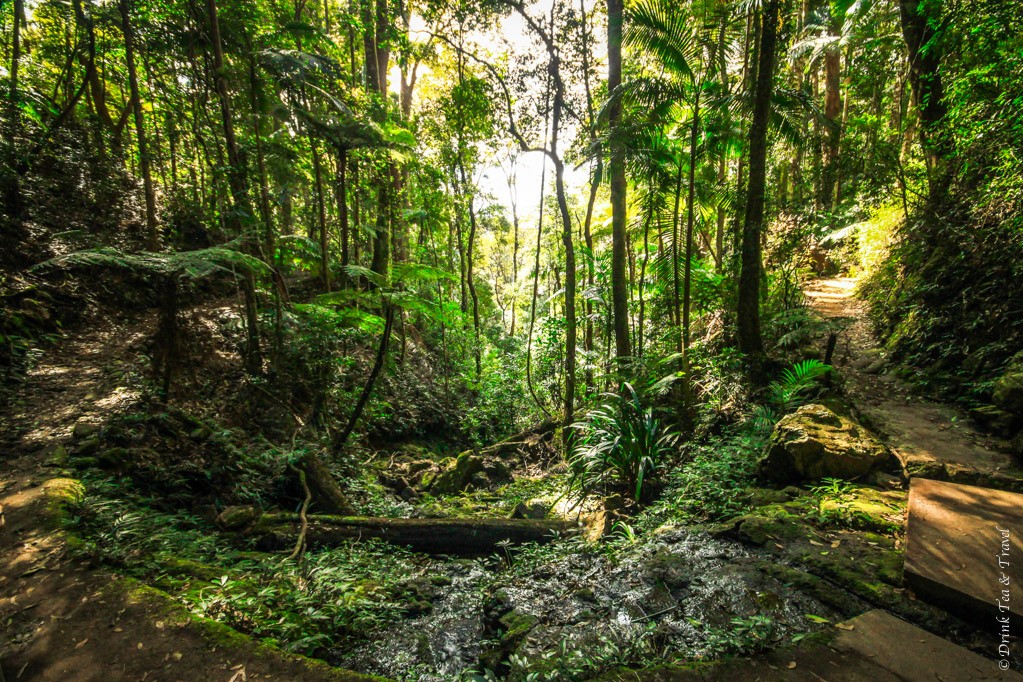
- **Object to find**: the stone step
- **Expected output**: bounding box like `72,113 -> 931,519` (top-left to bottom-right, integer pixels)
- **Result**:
906,478 -> 1021,621
825,609 -> 1020,681
595,610 -> 1020,680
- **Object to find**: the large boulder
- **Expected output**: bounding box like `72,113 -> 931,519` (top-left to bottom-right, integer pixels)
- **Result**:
426,451 -> 513,495
758,404 -> 894,484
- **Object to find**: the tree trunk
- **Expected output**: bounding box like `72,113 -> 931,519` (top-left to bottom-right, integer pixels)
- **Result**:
311,138 -> 330,291
3,0 -> 23,220
336,148 -> 350,280
255,514 -> 572,556
899,0 -> 949,190
459,160 -> 483,378
119,0 -> 159,249
737,0 -> 780,366
207,0 -> 262,373
820,29 -> 842,212
683,91 -> 701,350
607,0 -> 631,365
299,452 -> 357,515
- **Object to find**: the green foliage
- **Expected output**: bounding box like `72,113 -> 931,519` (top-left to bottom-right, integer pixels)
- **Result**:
67,475 -> 426,656
33,244 -> 270,281
700,615 -> 777,657
568,384 -> 679,503
640,430 -> 764,526
769,359 -> 832,412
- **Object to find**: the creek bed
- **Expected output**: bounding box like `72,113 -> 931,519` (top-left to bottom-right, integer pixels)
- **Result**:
330,528 -> 839,680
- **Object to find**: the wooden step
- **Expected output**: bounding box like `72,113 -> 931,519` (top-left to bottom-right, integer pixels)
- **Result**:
906,478 -> 1022,621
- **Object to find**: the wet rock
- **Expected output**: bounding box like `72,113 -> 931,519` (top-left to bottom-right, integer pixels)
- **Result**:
758,404 -> 895,484
733,514 -> 805,546
217,504 -> 260,530
72,421 -> 100,440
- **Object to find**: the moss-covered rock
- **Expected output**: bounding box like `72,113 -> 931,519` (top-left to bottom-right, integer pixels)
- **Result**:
733,513 -> 806,546
427,451 -> 513,494
72,421 -> 101,440
97,446 -> 131,469
816,487 -> 904,534
992,352 -> 1023,419
72,437 -> 102,457
758,404 -> 895,484
217,504 -> 261,530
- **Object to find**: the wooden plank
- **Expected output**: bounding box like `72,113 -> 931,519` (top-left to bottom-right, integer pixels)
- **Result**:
906,478 -> 1022,621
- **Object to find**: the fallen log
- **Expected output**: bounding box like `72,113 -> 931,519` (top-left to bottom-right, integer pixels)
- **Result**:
254,513 -> 573,556
474,419 -> 558,460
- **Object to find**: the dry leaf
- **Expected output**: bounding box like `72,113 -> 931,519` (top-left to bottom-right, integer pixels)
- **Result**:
788,661 -> 797,669
75,638 -> 89,649
835,623 -> 855,631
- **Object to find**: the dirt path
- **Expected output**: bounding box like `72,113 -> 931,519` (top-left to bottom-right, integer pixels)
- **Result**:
805,278 -> 1023,490
0,319 -> 370,682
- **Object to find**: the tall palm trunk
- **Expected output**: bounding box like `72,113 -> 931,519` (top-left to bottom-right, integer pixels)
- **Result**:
682,91 -> 700,350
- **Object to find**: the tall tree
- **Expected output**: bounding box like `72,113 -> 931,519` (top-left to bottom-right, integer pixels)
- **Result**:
607,0 -> 632,365
3,0 -> 24,219
207,0 -> 262,373
737,0 -> 780,365
119,0 -> 160,249
899,0 -> 948,191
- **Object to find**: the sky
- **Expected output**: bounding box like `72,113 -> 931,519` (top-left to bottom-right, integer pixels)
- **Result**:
388,0 -> 603,223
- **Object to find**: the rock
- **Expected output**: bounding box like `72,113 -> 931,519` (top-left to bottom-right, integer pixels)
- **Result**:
732,514 -> 804,546
992,352 -> 1023,418
746,487 -> 790,507
189,426 -> 212,441
42,444 -> 68,468
863,358 -> 888,374
510,500 -> 549,520
70,456 -> 99,470
427,451 -> 513,494
758,404 -> 895,484
969,404 -> 1017,437
216,505 -> 261,530
72,438 -> 102,458
97,446 -> 130,469
72,421 -> 100,440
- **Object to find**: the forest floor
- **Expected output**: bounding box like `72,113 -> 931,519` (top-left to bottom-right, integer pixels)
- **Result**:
1,279 -> 1020,681
804,277 -> 1023,489
0,317 -> 362,682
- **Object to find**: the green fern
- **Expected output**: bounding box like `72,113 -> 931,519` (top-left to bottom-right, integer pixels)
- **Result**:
768,359 -> 832,412
32,243 -> 269,281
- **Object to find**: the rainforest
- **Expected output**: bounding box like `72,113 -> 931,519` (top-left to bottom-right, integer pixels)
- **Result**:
1,0 -> 1022,680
